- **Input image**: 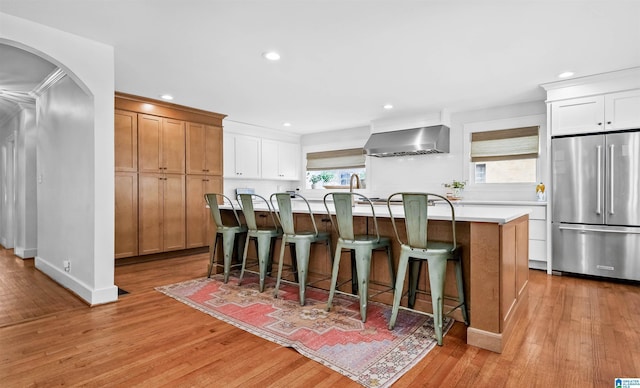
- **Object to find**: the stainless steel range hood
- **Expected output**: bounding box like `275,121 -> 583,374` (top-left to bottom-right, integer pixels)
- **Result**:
364,125 -> 450,157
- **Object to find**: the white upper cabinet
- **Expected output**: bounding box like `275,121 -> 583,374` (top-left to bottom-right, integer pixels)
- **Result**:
604,90 -> 640,131
261,139 -> 300,180
223,133 -> 261,178
551,89 -> 640,136
551,96 -> 604,136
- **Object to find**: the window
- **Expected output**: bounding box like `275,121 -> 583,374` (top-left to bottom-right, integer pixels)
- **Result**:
306,148 -> 366,189
470,126 -> 539,184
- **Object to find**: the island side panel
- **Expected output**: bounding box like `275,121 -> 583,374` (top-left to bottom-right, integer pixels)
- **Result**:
469,222 -> 502,333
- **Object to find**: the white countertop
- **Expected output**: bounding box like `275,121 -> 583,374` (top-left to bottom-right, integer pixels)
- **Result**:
220,201 -> 530,225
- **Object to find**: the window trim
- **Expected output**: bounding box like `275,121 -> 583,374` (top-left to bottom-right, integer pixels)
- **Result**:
463,114 -> 547,192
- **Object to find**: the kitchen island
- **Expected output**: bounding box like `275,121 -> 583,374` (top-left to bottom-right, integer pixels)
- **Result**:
218,200 -> 530,353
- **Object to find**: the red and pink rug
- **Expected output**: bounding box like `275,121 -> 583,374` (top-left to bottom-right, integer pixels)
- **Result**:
156,273 -> 452,387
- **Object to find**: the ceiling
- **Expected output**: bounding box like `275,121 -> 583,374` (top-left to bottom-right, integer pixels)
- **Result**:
1,1 -> 639,134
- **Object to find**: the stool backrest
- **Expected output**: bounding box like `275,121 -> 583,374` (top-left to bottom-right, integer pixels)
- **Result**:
237,193 -> 278,230
270,193 -> 319,236
324,192 -> 380,242
204,193 -> 242,228
387,192 -> 457,249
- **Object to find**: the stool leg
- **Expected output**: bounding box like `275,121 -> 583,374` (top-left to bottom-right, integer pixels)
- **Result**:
385,245 -> 395,288
354,246 -> 373,322
389,248 -> 410,330
274,237 -> 288,298
208,233 -> 220,278
289,243 -> 299,283
427,257 -> 447,346
238,234 -> 252,286
408,260 -> 422,308
326,241 -> 344,312
454,253 -> 469,325
295,240 -> 312,305
221,230 -> 238,284
256,234 -> 274,292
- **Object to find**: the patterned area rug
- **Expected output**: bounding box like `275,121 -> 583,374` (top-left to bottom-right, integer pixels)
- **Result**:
156,273 -> 452,388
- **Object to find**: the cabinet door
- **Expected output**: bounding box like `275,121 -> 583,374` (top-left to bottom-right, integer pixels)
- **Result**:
261,139 -> 280,179
186,175 -> 222,248
162,118 -> 185,174
115,172 -> 138,258
205,125 -> 223,175
551,96 -> 604,136
138,114 -> 163,173
163,174 -> 186,251
278,142 -> 300,180
234,135 -> 261,178
138,173 -> 164,255
186,122 -> 207,174
115,110 -> 137,172
605,89 -> 640,131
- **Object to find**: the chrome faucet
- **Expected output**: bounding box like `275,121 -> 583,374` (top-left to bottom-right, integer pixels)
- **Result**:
350,173 -> 361,206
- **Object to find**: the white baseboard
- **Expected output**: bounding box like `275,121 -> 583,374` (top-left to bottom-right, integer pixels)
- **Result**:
14,246 -> 37,259
35,256 -> 118,305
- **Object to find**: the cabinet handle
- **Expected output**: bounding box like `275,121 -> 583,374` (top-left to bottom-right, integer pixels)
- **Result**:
597,122 -> 603,126
607,121 -> 612,125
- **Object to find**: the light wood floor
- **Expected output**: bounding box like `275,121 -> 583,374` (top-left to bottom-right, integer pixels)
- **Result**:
1,246 -> 638,387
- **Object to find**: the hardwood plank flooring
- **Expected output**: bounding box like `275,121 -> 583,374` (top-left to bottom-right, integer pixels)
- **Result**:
1,246 -> 638,387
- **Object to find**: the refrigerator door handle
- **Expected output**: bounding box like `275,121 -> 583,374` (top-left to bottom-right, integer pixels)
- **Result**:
558,225 -> 640,234
609,144 -> 615,215
596,145 -> 602,215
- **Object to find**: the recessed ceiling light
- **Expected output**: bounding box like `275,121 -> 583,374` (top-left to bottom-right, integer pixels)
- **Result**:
558,71 -> 574,79
383,104 -> 394,110
283,122 -> 291,127
263,51 -> 281,61
160,94 -> 174,100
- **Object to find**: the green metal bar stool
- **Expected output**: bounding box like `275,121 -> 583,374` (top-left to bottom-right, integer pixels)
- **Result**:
323,192 -> 395,322
387,192 -> 469,346
270,193 -> 332,306
237,193 -> 283,292
204,193 -> 248,283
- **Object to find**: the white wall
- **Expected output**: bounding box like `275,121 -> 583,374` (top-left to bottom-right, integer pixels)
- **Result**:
0,127 -> 16,248
14,108 -> 38,258
1,12 -> 116,305
300,101 -> 547,201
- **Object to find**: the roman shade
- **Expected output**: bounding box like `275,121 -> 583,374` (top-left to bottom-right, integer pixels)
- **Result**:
306,148 -> 366,171
471,126 -> 539,162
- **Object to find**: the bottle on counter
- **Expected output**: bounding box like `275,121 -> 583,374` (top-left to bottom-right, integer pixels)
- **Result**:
536,182 -> 546,201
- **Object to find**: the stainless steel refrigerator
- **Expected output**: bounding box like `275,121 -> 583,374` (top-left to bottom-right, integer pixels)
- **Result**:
552,130 -> 640,281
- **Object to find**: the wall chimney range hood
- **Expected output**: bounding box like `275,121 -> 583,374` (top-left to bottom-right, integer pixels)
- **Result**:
364,125 -> 450,157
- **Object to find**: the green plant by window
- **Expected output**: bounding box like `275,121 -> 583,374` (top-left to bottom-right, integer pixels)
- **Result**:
443,180 -> 466,189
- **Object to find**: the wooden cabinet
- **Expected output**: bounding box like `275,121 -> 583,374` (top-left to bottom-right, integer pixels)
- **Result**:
261,139 -> 300,180
186,175 -> 222,248
138,173 -> 186,255
223,133 -> 261,178
115,110 -> 137,172
551,89 -> 640,136
115,172 -> 138,258
138,114 -> 186,174
186,122 -> 223,175
115,93 -> 225,258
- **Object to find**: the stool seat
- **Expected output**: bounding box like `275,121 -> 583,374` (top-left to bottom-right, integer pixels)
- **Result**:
271,193 -> 332,306
237,193 -> 283,292
204,193 -> 248,283
324,192 -> 395,323
387,192 -> 469,346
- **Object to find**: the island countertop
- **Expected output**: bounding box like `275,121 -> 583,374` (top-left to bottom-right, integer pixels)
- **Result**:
220,200 -> 530,225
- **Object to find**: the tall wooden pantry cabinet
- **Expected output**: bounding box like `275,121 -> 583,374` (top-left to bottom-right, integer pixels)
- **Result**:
114,92 -> 226,259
